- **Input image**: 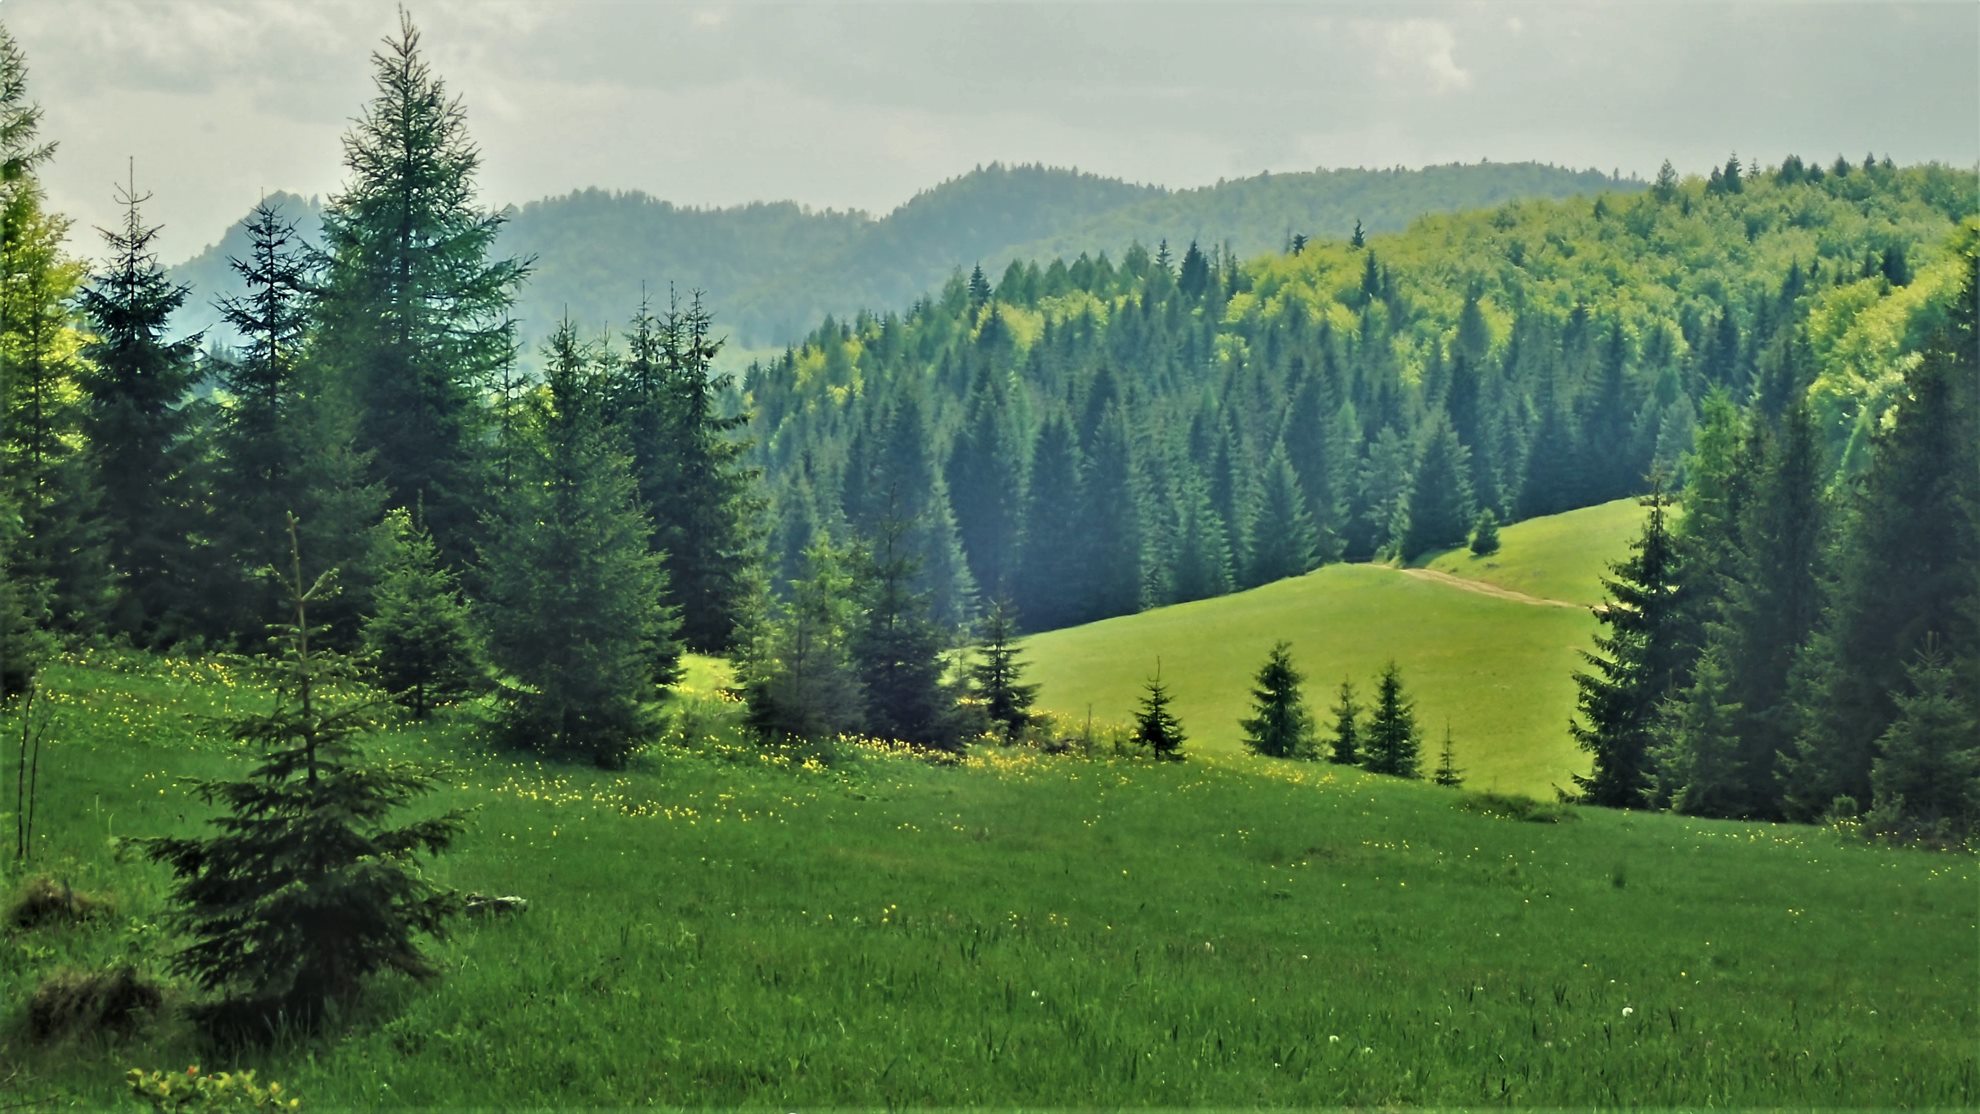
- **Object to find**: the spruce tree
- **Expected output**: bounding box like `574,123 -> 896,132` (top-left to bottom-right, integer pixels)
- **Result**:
1133,667 -> 1186,761
1081,404 -> 1146,622
1571,482 -> 1686,807
210,199 -> 315,640
140,517 -> 464,1035
315,12 -> 526,565
1248,440 -> 1319,585
1398,414 -> 1476,559
945,368 -> 1028,599
1328,679 -> 1361,765
1364,661 -> 1422,778
1432,725 -> 1465,787
851,510 -> 964,751
1170,475 -> 1233,603
1240,641 -> 1316,759
742,536 -> 865,744
1648,646 -> 1744,816
1865,645 -> 1980,841
77,170 -> 203,643
1469,509 -> 1501,556
968,597 -> 1038,744
1012,413 -> 1086,632
364,508 -> 481,720
478,321 -> 680,768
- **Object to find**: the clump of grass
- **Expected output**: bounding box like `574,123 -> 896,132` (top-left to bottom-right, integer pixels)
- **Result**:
1458,789 -> 1577,824
27,964 -> 163,1042
7,874 -> 112,929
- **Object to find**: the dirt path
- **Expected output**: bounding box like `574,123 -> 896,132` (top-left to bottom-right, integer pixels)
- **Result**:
1397,567 -> 1584,609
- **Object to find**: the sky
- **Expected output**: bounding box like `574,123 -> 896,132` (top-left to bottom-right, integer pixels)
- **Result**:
9,0 -> 1978,263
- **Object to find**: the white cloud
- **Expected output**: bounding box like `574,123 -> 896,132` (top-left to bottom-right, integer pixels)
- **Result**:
1359,17 -> 1473,94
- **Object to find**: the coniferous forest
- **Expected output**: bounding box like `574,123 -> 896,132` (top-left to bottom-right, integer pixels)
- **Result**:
1,7 -> 1976,1108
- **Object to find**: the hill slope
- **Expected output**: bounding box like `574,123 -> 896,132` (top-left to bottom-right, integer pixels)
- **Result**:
1024,499 -> 1647,795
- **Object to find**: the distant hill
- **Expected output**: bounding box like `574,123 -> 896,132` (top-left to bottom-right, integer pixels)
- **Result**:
167,161 -> 1639,348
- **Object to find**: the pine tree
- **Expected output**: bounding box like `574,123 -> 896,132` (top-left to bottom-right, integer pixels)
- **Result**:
314,12 -> 526,565
478,321 -> 680,768
1353,424 -> 1413,562
140,516 -> 464,1035
1398,414 -> 1476,559
1327,679 -> 1361,765
1240,641 -> 1316,759
968,598 -> 1038,744
1469,509 -> 1501,556
1647,646 -> 1744,816
364,508 -> 481,720
856,393 -> 975,629
742,535 -> 865,744
1432,725 -> 1465,787
1081,404 -> 1146,622
1364,661 -> 1422,778
1248,440 -> 1319,585
945,369 -> 1028,600
1133,667 -> 1186,761
1865,644 -> 1980,842
77,168 -> 203,643
1572,482 -> 1686,807
1170,475 -> 1232,603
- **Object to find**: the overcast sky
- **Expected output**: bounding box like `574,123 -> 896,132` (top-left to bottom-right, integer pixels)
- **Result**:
9,0 -> 1978,262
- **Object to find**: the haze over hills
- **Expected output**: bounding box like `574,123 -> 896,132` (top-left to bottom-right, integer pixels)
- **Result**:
165,160 -> 1637,348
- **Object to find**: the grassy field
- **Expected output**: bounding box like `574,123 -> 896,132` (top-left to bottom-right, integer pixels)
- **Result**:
4,647 -> 1974,1108
1024,500 -> 1647,797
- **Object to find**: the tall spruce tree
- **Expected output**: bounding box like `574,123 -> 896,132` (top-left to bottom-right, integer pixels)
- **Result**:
1081,403 -> 1147,621
1572,482 -> 1686,807
315,12 -> 526,565
140,517 -> 464,1035
1247,440 -> 1320,585
946,368 -> 1028,599
209,199 -> 315,640
1240,641 -> 1316,759
479,321 -> 680,768
1864,644 -> 1980,841
1398,413 -> 1476,559
1012,413 -> 1086,632
77,170 -> 203,643
1363,661 -> 1422,778
851,508 -> 964,751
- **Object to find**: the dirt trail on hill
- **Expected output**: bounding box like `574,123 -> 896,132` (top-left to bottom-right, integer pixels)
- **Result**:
1397,567 -> 1585,609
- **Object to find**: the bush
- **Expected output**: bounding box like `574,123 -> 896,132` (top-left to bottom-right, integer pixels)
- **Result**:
7,874 -> 111,929
27,965 -> 162,1041
128,1065 -> 301,1111
1457,790 -> 1577,824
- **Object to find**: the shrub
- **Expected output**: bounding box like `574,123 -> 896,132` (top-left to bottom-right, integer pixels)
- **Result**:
7,874 -> 111,929
1457,790 -> 1577,824
27,965 -> 162,1041
127,1065 -> 301,1111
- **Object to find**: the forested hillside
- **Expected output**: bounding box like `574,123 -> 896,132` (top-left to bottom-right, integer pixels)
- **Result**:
746,159 -> 1977,637
167,162 -> 1635,347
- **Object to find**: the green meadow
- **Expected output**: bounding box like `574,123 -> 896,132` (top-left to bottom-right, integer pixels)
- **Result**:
1026,499 -> 1647,796
5,647 -> 1975,1108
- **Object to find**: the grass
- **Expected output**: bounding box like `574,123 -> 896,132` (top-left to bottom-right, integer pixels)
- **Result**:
1023,500 -> 1652,797
3,646 -> 1974,1108
1423,496 -> 1649,608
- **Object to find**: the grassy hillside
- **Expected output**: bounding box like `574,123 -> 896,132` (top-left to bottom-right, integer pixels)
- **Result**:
4,649 -> 1972,1108
1025,500 -> 1650,796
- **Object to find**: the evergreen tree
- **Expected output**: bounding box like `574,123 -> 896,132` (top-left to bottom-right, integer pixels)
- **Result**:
1239,641 -> 1316,759
210,199 -> 315,640
1647,646 -> 1743,816
1080,404 -> 1146,621
1782,242 -> 1980,817
1247,440 -> 1320,585
967,597 -> 1038,744
1363,661 -> 1421,778
1352,425 -> 1412,561
851,511 -> 964,751
140,517 -> 464,1035
613,291 -> 760,652
314,12 -> 526,565
478,321 -> 679,768
1398,414 -> 1476,559
945,368 -> 1027,599
1327,679 -> 1361,765
857,393 -> 975,629
1012,413 -> 1086,632
1469,509 -> 1501,556
77,170 -> 203,642
742,535 -> 865,743
1133,667 -> 1186,761
1865,645 -> 1980,841
363,508 -> 481,720
1170,475 -> 1232,602
1572,482 -> 1686,807
1432,725 -> 1465,787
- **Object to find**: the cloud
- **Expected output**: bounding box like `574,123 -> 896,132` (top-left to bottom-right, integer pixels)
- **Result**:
1358,17 -> 1472,94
